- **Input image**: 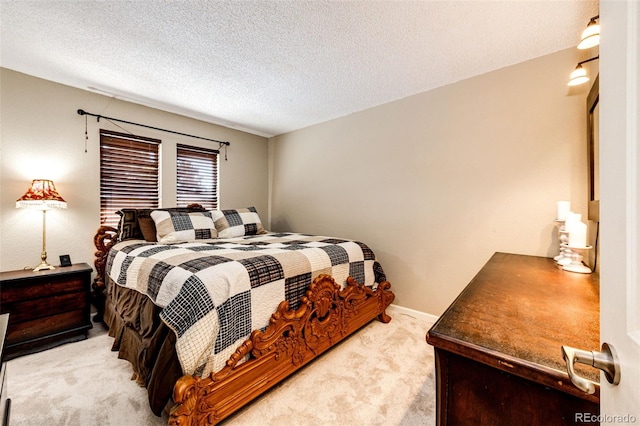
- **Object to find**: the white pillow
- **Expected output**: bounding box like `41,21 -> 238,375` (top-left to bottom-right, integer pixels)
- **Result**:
211,207 -> 267,238
150,210 -> 218,243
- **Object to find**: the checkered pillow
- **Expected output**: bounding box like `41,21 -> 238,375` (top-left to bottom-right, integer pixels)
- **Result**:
150,210 -> 218,243
212,207 -> 267,238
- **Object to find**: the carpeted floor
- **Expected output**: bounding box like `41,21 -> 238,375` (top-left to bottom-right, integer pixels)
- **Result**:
6,308 -> 435,425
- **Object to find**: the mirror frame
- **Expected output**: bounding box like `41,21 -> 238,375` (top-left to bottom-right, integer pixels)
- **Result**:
587,75 -> 599,222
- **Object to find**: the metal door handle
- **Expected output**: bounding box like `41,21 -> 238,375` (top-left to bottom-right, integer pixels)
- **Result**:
561,342 -> 621,394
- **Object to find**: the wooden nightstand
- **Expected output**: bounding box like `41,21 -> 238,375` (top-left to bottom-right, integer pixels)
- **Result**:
0,263 -> 93,360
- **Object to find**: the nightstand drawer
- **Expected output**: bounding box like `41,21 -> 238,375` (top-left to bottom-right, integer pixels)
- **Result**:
1,275 -> 85,303
2,291 -> 87,323
6,310 -> 87,345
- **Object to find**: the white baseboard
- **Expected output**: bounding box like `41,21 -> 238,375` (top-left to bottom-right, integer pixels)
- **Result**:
387,304 -> 439,325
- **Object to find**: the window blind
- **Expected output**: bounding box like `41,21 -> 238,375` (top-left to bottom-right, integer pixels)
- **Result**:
177,144 -> 219,210
100,130 -> 160,227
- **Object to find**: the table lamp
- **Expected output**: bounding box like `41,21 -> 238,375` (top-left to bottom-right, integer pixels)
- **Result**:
16,179 -> 67,271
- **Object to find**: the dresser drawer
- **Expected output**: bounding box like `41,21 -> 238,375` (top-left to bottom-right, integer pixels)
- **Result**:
1,275 -> 86,303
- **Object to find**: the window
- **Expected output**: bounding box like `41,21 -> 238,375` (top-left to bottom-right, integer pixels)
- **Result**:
176,144 -> 219,210
100,130 -> 160,227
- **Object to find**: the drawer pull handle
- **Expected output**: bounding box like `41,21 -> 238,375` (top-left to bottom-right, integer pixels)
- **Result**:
561,342 -> 620,394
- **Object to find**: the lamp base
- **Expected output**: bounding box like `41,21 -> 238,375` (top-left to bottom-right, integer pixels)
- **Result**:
33,260 -> 55,272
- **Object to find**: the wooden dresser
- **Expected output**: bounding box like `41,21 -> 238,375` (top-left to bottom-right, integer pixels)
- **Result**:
426,252 -> 599,425
0,263 -> 93,360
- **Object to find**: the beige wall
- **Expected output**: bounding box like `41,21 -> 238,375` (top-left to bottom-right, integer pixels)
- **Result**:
0,68 -> 268,271
269,48 -> 595,316
1,46 -> 596,317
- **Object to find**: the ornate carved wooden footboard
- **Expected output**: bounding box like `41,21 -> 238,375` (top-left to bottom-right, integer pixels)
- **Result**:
92,225 -> 395,425
170,274 -> 394,425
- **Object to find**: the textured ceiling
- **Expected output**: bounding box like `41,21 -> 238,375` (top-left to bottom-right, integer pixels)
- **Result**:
0,1 -> 598,137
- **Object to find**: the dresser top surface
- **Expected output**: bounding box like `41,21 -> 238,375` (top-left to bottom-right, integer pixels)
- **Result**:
427,252 -> 600,382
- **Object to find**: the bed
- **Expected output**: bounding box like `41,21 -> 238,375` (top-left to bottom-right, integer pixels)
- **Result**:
92,205 -> 395,425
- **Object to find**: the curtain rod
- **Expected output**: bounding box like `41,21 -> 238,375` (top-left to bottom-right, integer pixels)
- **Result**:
77,109 -> 231,146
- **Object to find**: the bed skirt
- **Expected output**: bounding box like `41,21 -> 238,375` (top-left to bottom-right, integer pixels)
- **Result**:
104,277 -> 181,415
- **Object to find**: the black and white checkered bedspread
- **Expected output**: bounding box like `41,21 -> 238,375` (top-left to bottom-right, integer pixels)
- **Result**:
106,232 -> 386,376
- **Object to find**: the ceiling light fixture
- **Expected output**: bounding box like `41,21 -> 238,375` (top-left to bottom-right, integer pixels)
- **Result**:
568,56 -> 599,86
578,15 -> 600,50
